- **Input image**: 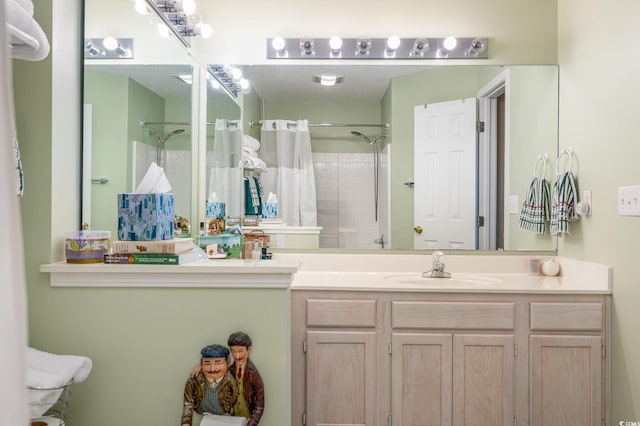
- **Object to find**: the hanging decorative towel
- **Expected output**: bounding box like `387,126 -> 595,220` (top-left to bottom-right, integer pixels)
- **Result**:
243,176 -> 263,216
550,148 -> 579,236
520,155 -> 551,234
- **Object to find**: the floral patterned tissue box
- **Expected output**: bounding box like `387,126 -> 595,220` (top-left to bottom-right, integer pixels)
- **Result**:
117,193 -> 175,241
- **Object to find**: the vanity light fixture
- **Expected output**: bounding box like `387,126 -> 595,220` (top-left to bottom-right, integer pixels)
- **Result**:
411,38 -> 429,57
207,64 -> 243,98
84,38 -> 133,59
466,37 -> 488,56
329,36 -> 343,57
385,35 -> 401,57
437,36 -> 458,58
142,0 -> 211,48
356,37 -> 372,56
299,38 -> 315,56
272,37 -> 287,57
266,37 -> 489,59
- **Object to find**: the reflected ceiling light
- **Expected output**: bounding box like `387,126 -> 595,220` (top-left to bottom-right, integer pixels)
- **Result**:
411,38 -> 429,56
312,74 -> 345,86
385,35 -> 401,57
356,37 -> 371,55
466,37 -> 487,56
299,38 -> 315,56
329,36 -> 343,54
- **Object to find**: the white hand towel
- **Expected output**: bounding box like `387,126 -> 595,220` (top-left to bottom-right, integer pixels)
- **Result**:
5,0 -> 50,61
201,414 -> 247,426
243,135 -> 260,151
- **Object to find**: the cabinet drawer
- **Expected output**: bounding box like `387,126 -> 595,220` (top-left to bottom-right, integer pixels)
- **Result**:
306,299 -> 377,327
530,302 -> 602,331
392,301 -> 515,330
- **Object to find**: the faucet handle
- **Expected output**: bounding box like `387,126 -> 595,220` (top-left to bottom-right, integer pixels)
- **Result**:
432,251 -> 444,261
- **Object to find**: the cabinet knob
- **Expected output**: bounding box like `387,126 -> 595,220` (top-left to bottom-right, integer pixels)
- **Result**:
413,225 -> 423,234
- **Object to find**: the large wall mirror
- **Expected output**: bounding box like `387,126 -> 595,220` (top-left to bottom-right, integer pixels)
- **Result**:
83,0 -> 558,253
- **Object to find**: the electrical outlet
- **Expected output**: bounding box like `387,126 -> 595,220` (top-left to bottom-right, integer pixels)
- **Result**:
618,186 -> 640,216
509,195 -> 519,214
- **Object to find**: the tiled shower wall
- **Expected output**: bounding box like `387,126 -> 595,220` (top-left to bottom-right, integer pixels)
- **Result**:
313,147 -> 389,249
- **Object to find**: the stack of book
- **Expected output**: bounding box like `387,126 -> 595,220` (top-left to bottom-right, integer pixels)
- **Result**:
104,237 -> 201,265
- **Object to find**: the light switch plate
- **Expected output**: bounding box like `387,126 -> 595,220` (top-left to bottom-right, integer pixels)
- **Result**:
618,185 -> 640,216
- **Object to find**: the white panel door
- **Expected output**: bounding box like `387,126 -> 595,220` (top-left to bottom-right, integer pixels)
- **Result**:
414,98 -> 477,250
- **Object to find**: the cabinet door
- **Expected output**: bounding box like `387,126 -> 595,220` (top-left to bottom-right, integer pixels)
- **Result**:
306,330 -> 377,426
392,333 -> 453,426
452,334 -> 515,426
530,335 -> 602,426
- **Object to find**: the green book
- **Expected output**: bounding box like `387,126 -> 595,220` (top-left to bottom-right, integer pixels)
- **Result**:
103,249 -> 202,265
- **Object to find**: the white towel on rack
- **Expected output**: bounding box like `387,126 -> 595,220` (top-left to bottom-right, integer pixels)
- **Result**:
26,347 -> 92,418
550,171 -> 578,236
4,0 -> 50,61
243,134 -> 261,151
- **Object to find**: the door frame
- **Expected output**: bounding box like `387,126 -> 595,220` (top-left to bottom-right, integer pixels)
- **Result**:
477,69 -> 510,250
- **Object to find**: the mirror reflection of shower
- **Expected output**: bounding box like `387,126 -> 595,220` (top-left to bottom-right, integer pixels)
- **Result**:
351,131 -> 386,222
156,128 -> 185,166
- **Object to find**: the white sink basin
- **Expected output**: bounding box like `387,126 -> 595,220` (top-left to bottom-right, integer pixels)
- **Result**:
384,273 -> 503,287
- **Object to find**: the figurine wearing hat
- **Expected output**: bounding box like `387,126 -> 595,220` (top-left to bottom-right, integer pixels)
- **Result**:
181,344 -> 239,426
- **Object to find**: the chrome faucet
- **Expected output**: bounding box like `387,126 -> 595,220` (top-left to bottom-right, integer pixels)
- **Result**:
422,251 -> 451,278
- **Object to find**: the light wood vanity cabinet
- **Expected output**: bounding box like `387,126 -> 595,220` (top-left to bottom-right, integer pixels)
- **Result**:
291,290 -> 609,426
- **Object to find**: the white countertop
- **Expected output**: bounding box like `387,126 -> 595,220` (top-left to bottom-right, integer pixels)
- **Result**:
276,253 -> 612,295
41,253 -> 612,294
40,259 -> 300,288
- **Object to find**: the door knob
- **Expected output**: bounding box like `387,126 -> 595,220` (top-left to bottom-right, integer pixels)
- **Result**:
413,225 -> 423,234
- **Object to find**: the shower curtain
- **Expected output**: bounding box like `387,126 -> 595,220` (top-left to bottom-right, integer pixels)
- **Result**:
208,119 -> 243,218
1,0 -> 30,423
260,120 -> 317,226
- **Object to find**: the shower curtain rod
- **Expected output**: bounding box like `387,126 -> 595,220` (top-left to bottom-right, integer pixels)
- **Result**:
249,120 -> 390,129
140,120 -> 223,127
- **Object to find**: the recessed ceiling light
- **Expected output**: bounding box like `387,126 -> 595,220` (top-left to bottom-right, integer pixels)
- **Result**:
312,74 -> 344,86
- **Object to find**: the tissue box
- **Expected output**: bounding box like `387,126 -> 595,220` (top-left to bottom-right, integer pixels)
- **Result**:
65,230 -> 111,263
118,193 -> 174,241
197,234 -> 242,259
206,201 -> 226,219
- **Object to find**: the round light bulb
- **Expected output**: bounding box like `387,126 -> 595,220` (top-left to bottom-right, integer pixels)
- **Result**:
329,36 -> 343,51
102,37 -> 119,51
134,0 -> 148,15
198,23 -> 212,38
272,37 -> 286,52
157,24 -> 171,38
386,35 -> 401,51
181,0 -> 196,15
210,78 -> 220,90
443,37 -> 457,51
230,67 -> 242,82
239,78 -> 250,91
